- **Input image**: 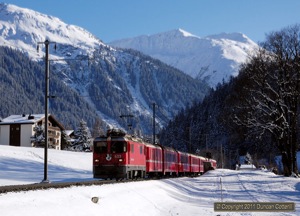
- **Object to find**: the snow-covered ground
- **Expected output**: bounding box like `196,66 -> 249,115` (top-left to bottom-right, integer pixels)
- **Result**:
0,145 -> 299,216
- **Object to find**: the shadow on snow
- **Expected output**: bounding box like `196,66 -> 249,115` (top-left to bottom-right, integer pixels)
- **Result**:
0,156 -> 93,184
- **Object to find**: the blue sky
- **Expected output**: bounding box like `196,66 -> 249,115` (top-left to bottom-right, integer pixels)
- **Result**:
3,0 -> 300,43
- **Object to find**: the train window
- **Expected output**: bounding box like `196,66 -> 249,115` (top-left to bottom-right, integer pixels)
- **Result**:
166,152 -> 174,162
131,144 -> 134,153
94,141 -> 107,153
181,155 -> 188,163
111,141 -> 127,153
140,146 -> 143,154
158,150 -> 161,159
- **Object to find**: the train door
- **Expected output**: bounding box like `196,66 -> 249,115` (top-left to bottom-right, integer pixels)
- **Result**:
154,148 -> 158,170
128,142 -> 134,165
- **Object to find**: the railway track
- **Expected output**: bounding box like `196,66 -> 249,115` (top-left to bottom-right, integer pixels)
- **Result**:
0,176 -> 187,194
0,179 -> 136,194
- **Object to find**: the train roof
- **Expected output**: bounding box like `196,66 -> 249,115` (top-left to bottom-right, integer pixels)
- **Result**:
177,150 -> 191,155
143,142 -> 162,149
158,145 -> 177,152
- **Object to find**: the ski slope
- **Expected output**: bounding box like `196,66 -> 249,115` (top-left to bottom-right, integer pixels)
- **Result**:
0,145 -> 299,216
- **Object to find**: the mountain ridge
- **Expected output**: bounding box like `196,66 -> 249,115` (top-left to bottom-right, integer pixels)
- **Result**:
0,4 -> 208,134
109,29 -> 259,87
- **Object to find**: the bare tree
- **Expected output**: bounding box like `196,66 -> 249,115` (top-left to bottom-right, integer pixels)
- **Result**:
234,25 -> 300,176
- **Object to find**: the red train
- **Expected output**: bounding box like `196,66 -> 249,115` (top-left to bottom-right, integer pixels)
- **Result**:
93,129 -> 217,179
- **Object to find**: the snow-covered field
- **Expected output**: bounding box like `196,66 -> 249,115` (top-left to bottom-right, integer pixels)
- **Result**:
0,145 -> 299,216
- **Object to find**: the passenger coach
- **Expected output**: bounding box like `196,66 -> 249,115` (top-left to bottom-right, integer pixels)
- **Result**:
144,143 -> 163,177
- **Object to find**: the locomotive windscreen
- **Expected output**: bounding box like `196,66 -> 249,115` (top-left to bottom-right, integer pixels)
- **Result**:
94,141 -> 107,153
111,141 -> 127,153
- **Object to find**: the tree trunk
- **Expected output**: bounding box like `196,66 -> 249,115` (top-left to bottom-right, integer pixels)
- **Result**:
281,151 -> 292,176
292,143 -> 298,175
290,114 -> 298,175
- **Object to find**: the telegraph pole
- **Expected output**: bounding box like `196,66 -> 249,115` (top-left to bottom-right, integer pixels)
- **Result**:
37,39 -> 55,183
152,103 -> 156,145
36,40 -> 93,182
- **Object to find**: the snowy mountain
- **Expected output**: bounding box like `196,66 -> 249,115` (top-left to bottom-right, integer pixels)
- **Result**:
0,3 -> 103,59
0,4 -> 208,134
109,29 -> 259,87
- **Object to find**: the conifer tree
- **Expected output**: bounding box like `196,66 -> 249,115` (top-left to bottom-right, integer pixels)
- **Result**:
31,125 -> 45,147
61,130 -> 71,150
70,120 -> 92,151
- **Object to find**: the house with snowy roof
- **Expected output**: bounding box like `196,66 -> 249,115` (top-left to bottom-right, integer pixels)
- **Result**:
0,114 -> 65,150
64,130 -> 76,146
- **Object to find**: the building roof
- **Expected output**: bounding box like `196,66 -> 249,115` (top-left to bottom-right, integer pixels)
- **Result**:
0,114 -> 45,124
0,114 -> 65,130
64,130 -> 74,136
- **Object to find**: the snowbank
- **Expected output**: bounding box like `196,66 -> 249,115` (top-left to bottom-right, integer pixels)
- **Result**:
0,146 -> 299,216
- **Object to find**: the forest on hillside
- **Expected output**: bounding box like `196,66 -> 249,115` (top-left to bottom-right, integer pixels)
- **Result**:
0,46 -> 103,130
0,45 -> 208,136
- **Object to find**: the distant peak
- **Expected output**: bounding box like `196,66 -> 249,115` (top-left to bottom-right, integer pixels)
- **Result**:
158,29 -> 200,39
177,29 -> 199,38
0,3 -> 105,59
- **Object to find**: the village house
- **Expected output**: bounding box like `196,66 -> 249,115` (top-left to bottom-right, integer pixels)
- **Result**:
64,129 -> 76,147
0,114 -> 65,150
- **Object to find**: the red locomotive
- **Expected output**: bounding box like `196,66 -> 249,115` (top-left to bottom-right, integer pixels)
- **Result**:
93,129 -> 217,179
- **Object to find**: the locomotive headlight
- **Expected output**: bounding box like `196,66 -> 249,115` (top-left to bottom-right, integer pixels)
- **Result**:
118,159 -> 123,162
95,159 -> 99,163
